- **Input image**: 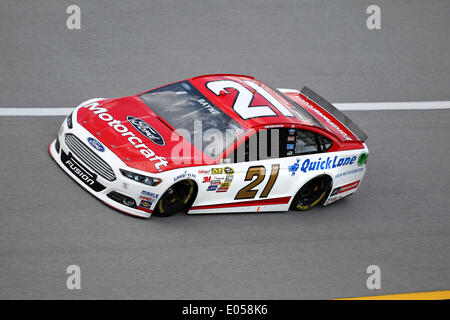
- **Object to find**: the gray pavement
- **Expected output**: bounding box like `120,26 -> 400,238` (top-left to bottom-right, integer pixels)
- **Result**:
1,0 -> 449,108
0,0 -> 450,299
0,110 -> 449,299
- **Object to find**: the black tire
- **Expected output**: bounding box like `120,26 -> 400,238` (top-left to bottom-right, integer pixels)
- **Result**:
291,175 -> 331,211
153,180 -> 197,217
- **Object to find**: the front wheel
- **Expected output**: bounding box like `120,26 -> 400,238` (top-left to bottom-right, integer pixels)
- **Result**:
291,176 -> 331,211
153,180 -> 197,217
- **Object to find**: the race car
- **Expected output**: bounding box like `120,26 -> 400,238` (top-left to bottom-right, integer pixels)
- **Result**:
48,74 -> 369,218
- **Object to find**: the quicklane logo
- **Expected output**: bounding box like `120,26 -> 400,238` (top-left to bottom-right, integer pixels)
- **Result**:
127,116 -> 165,146
358,152 -> 368,166
87,137 -> 105,152
290,155 -> 357,174
301,155 -> 357,172
288,159 -> 300,176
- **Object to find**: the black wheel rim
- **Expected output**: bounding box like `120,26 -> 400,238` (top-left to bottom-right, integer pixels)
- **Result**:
297,178 -> 326,208
158,181 -> 193,215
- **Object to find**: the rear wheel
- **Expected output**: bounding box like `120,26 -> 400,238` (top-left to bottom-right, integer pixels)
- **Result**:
291,176 -> 331,211
153,180 -> 196,217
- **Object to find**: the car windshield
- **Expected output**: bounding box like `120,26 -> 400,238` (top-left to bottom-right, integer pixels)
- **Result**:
138,81 -> 246,159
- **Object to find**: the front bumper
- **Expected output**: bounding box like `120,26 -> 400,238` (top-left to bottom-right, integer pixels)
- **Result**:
49,139 -> 153,218
48,116 -> 161,218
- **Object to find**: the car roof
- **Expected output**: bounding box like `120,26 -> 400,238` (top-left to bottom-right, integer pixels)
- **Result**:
187,74 -> 324,131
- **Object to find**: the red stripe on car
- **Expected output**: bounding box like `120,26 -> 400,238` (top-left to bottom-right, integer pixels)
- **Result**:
190,196 -> 291,210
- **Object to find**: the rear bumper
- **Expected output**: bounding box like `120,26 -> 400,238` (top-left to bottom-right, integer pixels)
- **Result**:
324,145 -> 369,205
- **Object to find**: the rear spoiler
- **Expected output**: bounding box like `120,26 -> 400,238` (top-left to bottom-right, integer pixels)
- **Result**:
300,87 -> 368,142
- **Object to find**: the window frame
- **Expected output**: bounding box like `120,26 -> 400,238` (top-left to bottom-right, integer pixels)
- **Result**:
225,126 -> 334,163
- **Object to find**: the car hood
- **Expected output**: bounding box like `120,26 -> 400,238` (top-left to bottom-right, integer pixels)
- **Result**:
76,96 -> 203,173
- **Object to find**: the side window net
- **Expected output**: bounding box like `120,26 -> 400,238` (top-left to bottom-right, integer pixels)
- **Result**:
294,130 -> 319,155
284,129 -> 333,157
318,135 -> 333,152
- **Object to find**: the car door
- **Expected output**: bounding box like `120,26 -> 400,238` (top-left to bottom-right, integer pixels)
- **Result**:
224,129 -> 285,203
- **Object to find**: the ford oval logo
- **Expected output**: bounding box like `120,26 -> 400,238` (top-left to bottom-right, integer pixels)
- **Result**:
127,116 -> 165,146
87,137 -> 105,152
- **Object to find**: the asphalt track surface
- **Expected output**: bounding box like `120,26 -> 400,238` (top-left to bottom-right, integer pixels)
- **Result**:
0,0 -> 449,299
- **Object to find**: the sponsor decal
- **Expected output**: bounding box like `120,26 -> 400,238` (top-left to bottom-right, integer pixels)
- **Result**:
296,96 -> 352,141
127,116 -> 165,146
139,190 -> 158,207
288,159 -> 300,176
288,155 -> 357,176
207,167 -> 234,175
326,193 -> 351,205
87,137 -> 105,152
205,173 -> 233,192
141,190 -> 159,199
198,169 -> 211,174
335,167 -> 364,179
210,178 -> 224,185
216,176 -> 233,192
207,185 -> 218,191
174,171 -> 196,181
287,136 -> 295,142
202,176 -> 212,183
358,152 -> 368,166
330,187 -> 340,196
216,185 -> 230,192
139,199 -> 153,209
326,181 -> 360,204
82,102 -> 168,170
224,167 -> 234,175
299,155 -> 357,173
288,128 -> 296,135
338,180 -> 360,194
286,144 -> 295,150
61,151 -> 105,192
326,196 -> 338,204
286,151 -> 293,156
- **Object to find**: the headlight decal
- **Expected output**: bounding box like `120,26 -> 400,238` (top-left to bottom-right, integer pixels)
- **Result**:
120,169 -> 162,186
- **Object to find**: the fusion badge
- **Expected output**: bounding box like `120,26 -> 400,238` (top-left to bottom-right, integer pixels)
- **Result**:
61,151 -> 105,192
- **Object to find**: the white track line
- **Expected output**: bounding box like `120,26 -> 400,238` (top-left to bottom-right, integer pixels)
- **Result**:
334,101 -> 450,110
0,108 -> 73,116
0,102 -> 449,116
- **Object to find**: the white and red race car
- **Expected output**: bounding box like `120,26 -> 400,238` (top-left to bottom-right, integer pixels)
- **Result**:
49,74 -> 369,218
